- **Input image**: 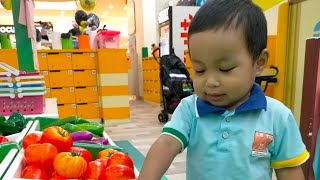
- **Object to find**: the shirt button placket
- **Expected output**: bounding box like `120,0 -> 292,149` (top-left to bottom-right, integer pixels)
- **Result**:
222,132 -> 229,139
225,117 -> 231,122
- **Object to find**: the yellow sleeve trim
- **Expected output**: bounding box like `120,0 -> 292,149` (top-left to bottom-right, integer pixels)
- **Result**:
271,149 -> 309,169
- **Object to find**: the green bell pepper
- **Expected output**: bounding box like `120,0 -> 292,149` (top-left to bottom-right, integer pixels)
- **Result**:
0,116 -> 20,136
61,123 -> 86,133
74,123 -> 104,136
73,116 -> 90,124
40,116 -> 77,130
0,116 -> 5,122
7,112 -> 26,131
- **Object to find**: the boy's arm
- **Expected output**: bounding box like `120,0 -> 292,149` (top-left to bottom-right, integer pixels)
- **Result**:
275,166 -> 305,180
138,134 -> 182,180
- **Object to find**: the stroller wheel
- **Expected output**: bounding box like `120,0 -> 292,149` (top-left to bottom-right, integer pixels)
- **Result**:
158,112 -> 168,123
165,113 -> 169,121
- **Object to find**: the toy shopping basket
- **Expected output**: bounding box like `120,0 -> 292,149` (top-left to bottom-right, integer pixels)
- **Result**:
0,63 -> 46,115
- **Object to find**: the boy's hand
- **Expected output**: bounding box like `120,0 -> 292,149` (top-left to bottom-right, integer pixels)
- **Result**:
138,134 -> 182,180
275,166 -> 305,180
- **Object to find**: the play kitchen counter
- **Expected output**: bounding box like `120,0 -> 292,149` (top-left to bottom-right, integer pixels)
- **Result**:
0,49 -> 130,122
1,117 -> 140,179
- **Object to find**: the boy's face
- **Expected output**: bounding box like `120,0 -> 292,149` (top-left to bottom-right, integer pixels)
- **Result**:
189,28 -> 267,109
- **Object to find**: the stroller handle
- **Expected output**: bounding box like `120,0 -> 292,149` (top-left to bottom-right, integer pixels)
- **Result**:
152,47 -> 160,64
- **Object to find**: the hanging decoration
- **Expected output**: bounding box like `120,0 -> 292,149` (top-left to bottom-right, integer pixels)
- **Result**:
78,0 -> 97,11
0,0 -> 12,10
74,10 -> 99,34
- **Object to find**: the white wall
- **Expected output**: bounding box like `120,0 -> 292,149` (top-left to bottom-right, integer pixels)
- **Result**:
133,0 -> 160,97
142,0 -> 158,55
134,0 -> 144,97
264,4 -> 279,35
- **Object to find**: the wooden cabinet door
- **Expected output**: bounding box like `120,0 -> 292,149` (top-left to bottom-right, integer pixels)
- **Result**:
300,38 -> 320,180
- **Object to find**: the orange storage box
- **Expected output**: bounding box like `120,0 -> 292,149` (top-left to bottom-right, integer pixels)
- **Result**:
73,70 -> 97,87
49,70 -> 74,87
51,87 -> 76,104
40,71 -> 50,88
38,53 -> 48,70
45,88 -> 51,99
75,86 -> 98,103
72,52 -> 96,70
77,103 -> 100,119
47,52 -> 72,70
154,70 -> 160,81
58,104 -> 77,118
154,82 -> 161,93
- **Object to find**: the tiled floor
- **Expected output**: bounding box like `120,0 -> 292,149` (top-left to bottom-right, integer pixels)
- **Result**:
105,100 -> 276,180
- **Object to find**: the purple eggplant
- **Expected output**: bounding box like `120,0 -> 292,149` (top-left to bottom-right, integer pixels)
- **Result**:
70,131 -> 93,142
90,137 -> 109,145
76,137 -> 109,145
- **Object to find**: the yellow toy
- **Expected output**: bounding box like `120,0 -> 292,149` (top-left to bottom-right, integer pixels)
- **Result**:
1,0 -> 12,10
79,0 -> 97,11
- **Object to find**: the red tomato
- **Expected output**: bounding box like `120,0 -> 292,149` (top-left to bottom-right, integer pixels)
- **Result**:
106,152 -> 134,170
21,165 -> 48,179
24,143 -> 58,170
53,152 -> 87,178
97,148 -> 118,159
98,165 -> 135,180
82,160 -> 105,180
22,133 -> 41,149
70,147 -> 92,163
48,176 -> 67,180
95,158 -> 109,168
41,126 -> 73,152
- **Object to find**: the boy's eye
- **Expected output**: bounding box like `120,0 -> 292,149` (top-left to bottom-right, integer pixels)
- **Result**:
220,67 -> 235,72
195,70 -> 205,74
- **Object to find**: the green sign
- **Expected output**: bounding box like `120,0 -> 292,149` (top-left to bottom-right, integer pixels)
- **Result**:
11,0 -> 35,72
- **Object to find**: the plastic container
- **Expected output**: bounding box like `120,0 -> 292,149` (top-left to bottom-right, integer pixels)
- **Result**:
4,121 -> 140,179
142,47 -> 148,58
61,33 -> 73,50
96,30 -> 120,49
78,34 -> 90,50
0,121 -> 35,179
0,63 -> 46,115
0,142 -> 19,179
0,34 -> 12,49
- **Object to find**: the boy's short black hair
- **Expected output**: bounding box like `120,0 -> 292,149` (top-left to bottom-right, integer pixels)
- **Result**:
188,0 -> 267,60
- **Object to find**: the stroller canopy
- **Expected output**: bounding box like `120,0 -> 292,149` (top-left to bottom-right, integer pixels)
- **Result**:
160,54 -> 191,78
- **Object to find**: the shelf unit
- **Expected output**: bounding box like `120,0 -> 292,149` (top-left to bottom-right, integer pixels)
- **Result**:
0,49 -> 130,122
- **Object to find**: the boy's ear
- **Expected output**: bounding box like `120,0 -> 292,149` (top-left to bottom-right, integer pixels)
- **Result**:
255,49 -> 269,76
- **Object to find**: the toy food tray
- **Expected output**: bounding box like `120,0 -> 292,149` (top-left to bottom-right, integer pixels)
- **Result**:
0,121 -> 34,179
0,63 -> 44,83
0,63 -> 46,115
0,91 -> 46,115
3,121 -> 140,179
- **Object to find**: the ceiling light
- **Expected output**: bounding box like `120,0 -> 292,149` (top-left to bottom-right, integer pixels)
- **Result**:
123,5 -> 128,10
0,2 -> 78,10
109,4 -> 114,9
103,11 -> 109,15
102,15 -> 107,19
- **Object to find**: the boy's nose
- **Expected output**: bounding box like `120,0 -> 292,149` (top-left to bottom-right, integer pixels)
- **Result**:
206,76 -> 220,87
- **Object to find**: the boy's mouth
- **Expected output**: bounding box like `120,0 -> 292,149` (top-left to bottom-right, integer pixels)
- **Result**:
206,93 -> 225,101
